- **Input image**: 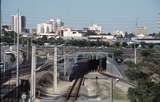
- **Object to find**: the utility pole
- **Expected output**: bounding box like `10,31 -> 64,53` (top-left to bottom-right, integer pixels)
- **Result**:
16,9 -> 20,87
64,54 -> 67,78
134,18 -> 137,65
135,18 -> 138,35
54,46 -> 58,91
134,43 -> 137,64
136,18 -> 138,28
31,46 -> 36,102
106,53 -> 108,71
13,25 -> 16,46
110,78 -> 113,102
26,38 -> 29,61
3,54 -> 6,73
0,0 -> 1,36
110,53 -> 113,102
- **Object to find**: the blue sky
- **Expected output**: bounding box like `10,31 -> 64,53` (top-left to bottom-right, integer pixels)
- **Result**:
2,0 -> 160,33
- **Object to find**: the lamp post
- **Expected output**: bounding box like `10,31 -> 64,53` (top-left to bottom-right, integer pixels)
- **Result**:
16,9 -> 20,87
53,46 -> 58,91
3,53 -> 6,73
134,43 -> 137,64
111,78 -> 119,102
110,53 -> 114,102
31,46 -> 36,102
53,44 -> 64,91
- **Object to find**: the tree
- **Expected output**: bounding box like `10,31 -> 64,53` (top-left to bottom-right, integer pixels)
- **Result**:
1,31 -> 17,45
122,42 -> 128,48
41,35 -> 48,43
113,48 -> 123,63
114,42 -> 122,48
148,43 -> 154,49
125,33 -> 135,40
125,48 -> 160,102
155,32 -> 160,38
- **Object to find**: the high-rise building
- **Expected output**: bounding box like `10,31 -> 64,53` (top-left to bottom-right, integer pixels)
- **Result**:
11,15 -> 26,34
37,18 -> 64,34
136,26 -> 147,35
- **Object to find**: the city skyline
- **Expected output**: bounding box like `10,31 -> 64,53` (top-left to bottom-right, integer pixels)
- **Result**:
11,15 -> 26,33
2,0 -> 160,33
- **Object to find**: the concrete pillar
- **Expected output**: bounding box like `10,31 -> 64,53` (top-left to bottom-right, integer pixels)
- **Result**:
26,38 -> 29,61
106,53 -> 108,71
54,47 -> 58,91
110,78 -> 113,102
64,54 -> 67,77
96,54 -> 98,60
99,55 -> 102,70
74,54 -> 78,63
31,46 -> 36,102
110,53 -> 113,102
134,44 -> 137,64
3,54 -> 6,73
46,53 -> 50,63
111,54 -> 114,74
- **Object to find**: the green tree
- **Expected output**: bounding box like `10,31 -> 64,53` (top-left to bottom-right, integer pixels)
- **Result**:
41,35 -> 48,43
125,48 -> 160,102
114,42 -> 122,48
122,42 -> 128,48
148,43 -> 154,49
1,31 -> 17,45
155,32 -> 160,38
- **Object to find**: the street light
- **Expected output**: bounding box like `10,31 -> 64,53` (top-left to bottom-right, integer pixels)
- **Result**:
53,44 -> 64,92
16,9 -> 20,88
134,42 -> 137,64
111,78 -> 119,102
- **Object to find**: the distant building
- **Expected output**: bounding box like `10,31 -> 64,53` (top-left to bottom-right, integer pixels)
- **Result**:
31,28 -> 37,34
132,37 -> 160,44
136,26 -> 147,35
113,30 -> 125,37
2,25 -> 12,31
88,34 -> 114,42
88,24 -> 102,34
37,18 -> 64,35
62,28 -> 85,39
37,23 -> 53,34
11,15 -> 26,34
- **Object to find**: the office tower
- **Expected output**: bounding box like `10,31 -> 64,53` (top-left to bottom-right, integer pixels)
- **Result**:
136,26 -> 147,35
11,15 -> 26,34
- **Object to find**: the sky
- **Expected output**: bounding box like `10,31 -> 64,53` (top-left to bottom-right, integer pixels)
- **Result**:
1,0 -> 160,33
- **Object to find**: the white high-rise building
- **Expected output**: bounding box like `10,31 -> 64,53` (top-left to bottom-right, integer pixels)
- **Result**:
37,18 -> 64,34
11,15 -> 26,34
62,28 -> 83,39
113,30 -> 125,37
88,24 -> 102,34
136,26 -> 147,35
37,23 -> 52,34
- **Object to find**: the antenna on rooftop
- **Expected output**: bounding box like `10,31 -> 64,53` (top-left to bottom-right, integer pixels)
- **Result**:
136,18 -> 138,28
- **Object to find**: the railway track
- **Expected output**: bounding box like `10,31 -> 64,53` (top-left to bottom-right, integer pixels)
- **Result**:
65,77 -> 84,102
